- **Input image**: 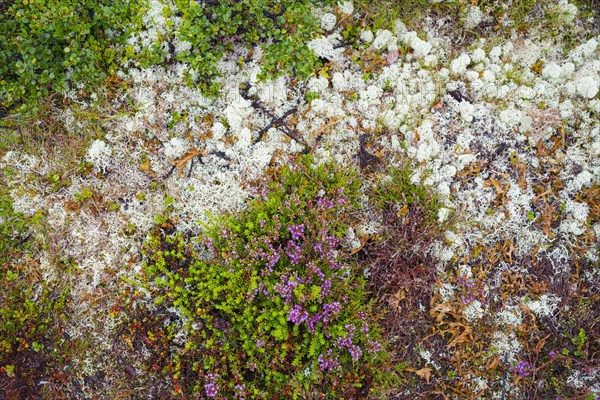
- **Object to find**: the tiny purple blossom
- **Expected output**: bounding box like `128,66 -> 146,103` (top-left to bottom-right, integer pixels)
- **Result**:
511,361 -> 532,377
345,324 -> 356,335
367,340 -> 383,353
313,242 -> 324,254
323,302 -> 342,317
321,279 -> 332,297
326,235 -> 340,248
307,313 -> 323,333
203,237 -> 215,252
334,335 -> 352,349
307,262 -> 325,280
336,196 -> 349,206
319,303 -> 341,327
318,349 -> 341,371
360,321 -> 370,334
348,344 -> 363,361
288,224 -> 305,241
274,276 -> 298,303
317,198 -> 335,210
266,251 -> 281,272
286,240 -> 302,265
205,374 -> 219,397
234,383 -> 246,399
288,304 -> 309,325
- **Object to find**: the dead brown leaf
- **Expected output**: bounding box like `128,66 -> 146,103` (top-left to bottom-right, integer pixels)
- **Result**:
172,147 -> 205,177
309,116 -> 342,138
414,367 -> 432,384
139,159 -> 155,177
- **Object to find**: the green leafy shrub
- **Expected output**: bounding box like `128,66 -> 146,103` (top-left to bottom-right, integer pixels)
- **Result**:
0,259 -> 70,357
139,156 -> 396,398
0,0 -> 144,115
172,0 -> 337,95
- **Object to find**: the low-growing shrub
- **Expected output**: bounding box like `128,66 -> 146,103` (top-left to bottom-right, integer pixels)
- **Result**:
0,0 -> 144,115
171,0 -> 337,95
138,156 -> 396,398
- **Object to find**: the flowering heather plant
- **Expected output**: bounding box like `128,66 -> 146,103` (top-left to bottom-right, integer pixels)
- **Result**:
141,156 -> 395,398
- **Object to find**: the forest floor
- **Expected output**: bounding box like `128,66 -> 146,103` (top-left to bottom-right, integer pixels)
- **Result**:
1,0 -> 599,399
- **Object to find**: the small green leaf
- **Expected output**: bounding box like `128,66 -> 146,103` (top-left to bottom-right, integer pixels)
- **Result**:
32,342 -> 44,352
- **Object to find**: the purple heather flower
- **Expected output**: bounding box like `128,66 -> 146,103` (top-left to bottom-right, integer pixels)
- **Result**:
511,361 -> 532,377
288,304 -> 309,325
256,339 -> 265,348
345,324 -> 356,334
457,276 -> 480,304
306,303 -> 342,333
462,295 -> 474,304
333,324 -> 364,361
348,344 -> 363,361
266,251 -> 280,272
360,321 -> 370,334
205,382 -> 218,397
549,351 -> 558,358
307,313 -> 323,333
326,235 -> 340,248
288,224 -> 305,241
323,302 -> 342,318
367,340 -> 383,353
321,279 -> 332,297
313,242 -> 324,254
317,198 -> 335,210
274,283 -> 291,303
336,196 -> 349,206
247,362 -> 257,370
274,275 -> 301,303
286,240 -> 302,265
307,262 -> 325,280
203,237 -> 215,252
205,374 -> 219,397
234,383 -> 246,399
247,281 -> 270,300
318,350 -> 341,371
334,335 -> 352,349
